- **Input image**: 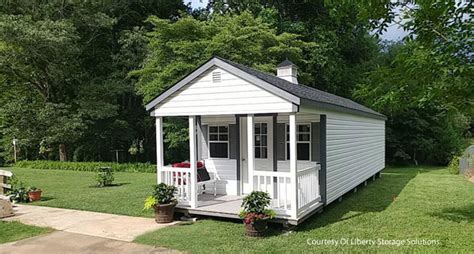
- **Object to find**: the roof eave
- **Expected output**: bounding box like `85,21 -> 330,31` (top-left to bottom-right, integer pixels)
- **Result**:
300,98 -> 387,121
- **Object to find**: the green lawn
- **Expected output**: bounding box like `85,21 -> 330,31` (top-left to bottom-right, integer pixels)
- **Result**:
135,167 -> 474,252
7,167 -> 156,217
5,166 -> 474,252
0,221 -> 51,244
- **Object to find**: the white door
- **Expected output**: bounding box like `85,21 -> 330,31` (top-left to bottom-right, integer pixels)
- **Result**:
240,116 -> 274,195
240,117 -> 251,194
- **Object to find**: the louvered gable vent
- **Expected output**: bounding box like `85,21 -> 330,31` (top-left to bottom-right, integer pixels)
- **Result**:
212,71 -> 221,83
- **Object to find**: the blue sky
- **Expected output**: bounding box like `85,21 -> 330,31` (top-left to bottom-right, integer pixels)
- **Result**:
186,0 -> 408,41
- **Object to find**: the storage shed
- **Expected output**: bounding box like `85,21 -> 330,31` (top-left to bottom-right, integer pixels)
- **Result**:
146,56 -> 386,225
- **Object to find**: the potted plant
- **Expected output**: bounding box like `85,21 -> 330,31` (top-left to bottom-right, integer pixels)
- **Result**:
27,186 -> 42,202
144,183 -> 177,223
239,191 -> 275,237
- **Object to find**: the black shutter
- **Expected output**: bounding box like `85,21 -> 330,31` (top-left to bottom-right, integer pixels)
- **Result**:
229,124 -> 237,159
276,123 -> 286,160
311,122 -> 320,161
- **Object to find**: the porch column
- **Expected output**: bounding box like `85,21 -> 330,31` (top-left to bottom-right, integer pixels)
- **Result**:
247,114 -> 255,191
189,116 -> 198,208
155,117 -> 164,183
289,113 -> 298,219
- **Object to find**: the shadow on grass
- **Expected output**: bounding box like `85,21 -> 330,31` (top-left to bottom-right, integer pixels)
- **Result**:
297,168 -> 419,231
88,183 -> 130,188
37,196 -> 55,202
430,204 -> 474,223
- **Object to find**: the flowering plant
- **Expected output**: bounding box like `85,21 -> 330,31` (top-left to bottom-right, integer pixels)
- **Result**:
239,191 -> 275,224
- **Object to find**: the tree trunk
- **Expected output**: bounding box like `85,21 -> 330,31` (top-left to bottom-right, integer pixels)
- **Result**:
59,144 -> 67,161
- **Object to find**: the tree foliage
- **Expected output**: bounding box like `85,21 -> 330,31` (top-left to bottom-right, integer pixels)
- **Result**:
0,0 -> 471,166
354,1 -> 473,165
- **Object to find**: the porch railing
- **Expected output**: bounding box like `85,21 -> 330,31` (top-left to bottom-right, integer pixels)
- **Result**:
253,163 -> 321,218
297,164 -> 321,216
160,166 -> 192,206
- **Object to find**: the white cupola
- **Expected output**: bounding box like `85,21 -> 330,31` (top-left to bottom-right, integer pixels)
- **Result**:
276,59 -> 298,84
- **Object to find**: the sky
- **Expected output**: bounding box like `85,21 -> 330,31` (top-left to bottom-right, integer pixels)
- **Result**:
186,0 -> 408,41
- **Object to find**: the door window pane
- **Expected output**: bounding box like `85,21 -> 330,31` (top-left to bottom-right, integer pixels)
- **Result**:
254,123 -> 268,159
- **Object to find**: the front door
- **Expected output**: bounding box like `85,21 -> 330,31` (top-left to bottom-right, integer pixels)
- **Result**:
240,116 -> 274,195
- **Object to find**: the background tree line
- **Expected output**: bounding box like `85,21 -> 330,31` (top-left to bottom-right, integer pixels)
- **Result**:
0,0 -> 472,166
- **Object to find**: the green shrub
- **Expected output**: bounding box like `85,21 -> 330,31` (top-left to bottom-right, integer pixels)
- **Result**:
448,156 -> 460,175
144,183 -> 177,210
96,167 -> 114,187
14,160 -> 156,173
7,175 -> 29,203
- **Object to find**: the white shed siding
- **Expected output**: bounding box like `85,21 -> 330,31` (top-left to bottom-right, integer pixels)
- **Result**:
204,159 -> 238,195
325,112 -> 385,203
152,67 -> 295,116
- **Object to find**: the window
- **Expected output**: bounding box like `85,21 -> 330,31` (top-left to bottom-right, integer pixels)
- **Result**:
254,123 -> 268,159
209,125 -> 228,158
286,124 -> 311,161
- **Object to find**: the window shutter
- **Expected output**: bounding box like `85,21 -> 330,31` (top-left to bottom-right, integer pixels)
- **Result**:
311,122 -> 320,161
229,124 -> 237,159
276,123 -> 286,160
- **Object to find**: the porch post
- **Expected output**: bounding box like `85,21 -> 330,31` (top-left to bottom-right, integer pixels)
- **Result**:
247,114 -> 255,191
189,116 -> 198,208
155,117 -> 164,183
289,113 -> 298,219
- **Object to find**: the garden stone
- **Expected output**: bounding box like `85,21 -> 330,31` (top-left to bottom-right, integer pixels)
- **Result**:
0,199 -> 14,218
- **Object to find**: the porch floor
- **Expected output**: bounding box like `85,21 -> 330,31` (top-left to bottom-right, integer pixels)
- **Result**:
175,194 -> 324,225
176,194 -> 242,219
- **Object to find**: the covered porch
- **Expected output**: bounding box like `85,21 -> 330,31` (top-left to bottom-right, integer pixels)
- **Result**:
155,112 -> 324,223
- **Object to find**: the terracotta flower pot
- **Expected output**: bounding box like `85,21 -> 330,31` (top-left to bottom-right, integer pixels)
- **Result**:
28,190 -> 42,202
153,203 -> 176,223
244,219 -> 269,237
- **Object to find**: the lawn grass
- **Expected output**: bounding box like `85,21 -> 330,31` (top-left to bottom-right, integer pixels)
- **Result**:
0,221 -> 51,244
134,167 -> 474,252
6,167 -> 156,217
5,166 -> 474,252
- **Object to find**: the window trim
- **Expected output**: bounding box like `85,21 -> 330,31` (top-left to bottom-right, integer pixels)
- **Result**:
208,125 -> 229,159
285,123 -> 311,161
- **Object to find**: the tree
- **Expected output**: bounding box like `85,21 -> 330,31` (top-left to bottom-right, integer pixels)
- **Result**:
133,12 -> 318,102
0,1 -> 189,162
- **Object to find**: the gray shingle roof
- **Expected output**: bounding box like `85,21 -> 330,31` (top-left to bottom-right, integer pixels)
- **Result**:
276,59 -> 295,68
216,56 -> 385,119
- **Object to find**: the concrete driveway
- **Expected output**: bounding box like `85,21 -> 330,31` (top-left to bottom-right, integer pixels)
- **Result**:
3,205 -> 178,242
0,231 -> 178,254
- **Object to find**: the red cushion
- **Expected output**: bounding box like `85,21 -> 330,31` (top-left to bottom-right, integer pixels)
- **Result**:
172,161 -> 204,168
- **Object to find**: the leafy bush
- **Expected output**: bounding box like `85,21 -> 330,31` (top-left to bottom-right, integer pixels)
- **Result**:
448,156 -> 460,175
240,191 -> 275,224
96,167 -> 114,187
14,160 -> 155,173
7,175 -> 29,203
143,183 -> 177,210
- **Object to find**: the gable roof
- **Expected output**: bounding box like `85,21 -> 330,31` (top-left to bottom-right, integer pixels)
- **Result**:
145,56 -> 386,120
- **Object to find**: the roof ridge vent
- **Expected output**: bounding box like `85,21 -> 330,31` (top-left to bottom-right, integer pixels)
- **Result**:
276,59 -> 298,84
